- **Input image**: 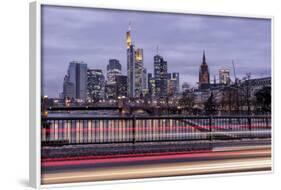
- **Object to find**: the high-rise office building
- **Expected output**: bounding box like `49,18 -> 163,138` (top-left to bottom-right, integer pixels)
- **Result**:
219,69 -> 231,85
116,75 -> 128,98
126,24 -> 136,98
148,73 -> 156,98
135,48 -> 144,97
87,69 -> 105,101
167,79 -> 177,96
172,72 -> 180,93
66,61 -> 88,100
107,59 -> 122,71
166,72 -> 179,95
105,83 -> 116,100
126,24 -> 146,99
107,59 -> 122,83
154,54 -> 168,98
142,68 -> 147,90
63,75 -> 74,99
154,55 -> 168,80
167,73 -> 172,80
106,59 -> 122,99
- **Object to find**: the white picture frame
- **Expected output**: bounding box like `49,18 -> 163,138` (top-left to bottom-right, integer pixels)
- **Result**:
29,0 -> 274,188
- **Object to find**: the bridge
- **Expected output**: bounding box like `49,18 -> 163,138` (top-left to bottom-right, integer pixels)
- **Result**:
48,105 -> 121,111
41,114 -> 271,184
47,105 -> 183,114
41,115 -> 271,146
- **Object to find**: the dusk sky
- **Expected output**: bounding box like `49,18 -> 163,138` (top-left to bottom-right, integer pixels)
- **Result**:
41,5 -> 271,98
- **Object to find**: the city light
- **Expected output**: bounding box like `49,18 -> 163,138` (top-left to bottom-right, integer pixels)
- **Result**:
40,6 -> 271,185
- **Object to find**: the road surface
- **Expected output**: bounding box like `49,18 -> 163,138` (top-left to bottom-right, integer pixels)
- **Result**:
41,145 -> 271,184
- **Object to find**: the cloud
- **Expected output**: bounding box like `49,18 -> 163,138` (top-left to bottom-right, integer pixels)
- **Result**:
172,15 -> 205,31
41,5 -> 271,97
42,5 -> 114,29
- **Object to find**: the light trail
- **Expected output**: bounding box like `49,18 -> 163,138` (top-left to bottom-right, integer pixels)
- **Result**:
42,150 -> 212,162
213,145 -> 271,151
42,147 -> 271,167
42,157 -> 271,184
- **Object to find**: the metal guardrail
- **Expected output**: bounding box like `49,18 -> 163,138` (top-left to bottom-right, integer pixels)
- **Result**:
41,115 -> 271,146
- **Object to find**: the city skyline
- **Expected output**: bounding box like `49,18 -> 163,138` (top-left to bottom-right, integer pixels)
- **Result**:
42,5 -> 271,98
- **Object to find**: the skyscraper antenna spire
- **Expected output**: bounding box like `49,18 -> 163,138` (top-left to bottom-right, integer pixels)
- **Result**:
232,60 -> 236,79
126,22 -> 132,49
128,21 -> 132,31
156,45 -> 159,55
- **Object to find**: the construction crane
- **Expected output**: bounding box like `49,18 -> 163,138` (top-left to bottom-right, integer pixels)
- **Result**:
232,60 -> 237,83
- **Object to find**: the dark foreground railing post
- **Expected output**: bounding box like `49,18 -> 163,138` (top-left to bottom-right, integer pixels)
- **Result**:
42,119 -> 51,141
209,116 -> 212,142
133,115 -> 136,144
265,117 -> 269,128
248,117 -> 252,131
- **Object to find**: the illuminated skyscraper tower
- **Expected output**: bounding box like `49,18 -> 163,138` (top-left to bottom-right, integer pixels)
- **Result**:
126,23 -> 132,49
126,23 -> 136,98
126,23 -> 147,98
135,48 -> 144,97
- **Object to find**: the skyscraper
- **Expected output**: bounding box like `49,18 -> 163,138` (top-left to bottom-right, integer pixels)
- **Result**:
148,73 -> 156,99
126,24 -> 135,98
154,55 -> 168,80
105,59 -> 122,99
107,59 -> 122,83
66,61 -> 88,100
167,79 -> 177,96
166,73 -> 180,95
126,24 -> 147,99
219,69 -> 231,85
135,48 -> 144,97
107,59 -> 122,71
63,75 -> 74,99
142,68 -> 147,90
154,54 -> 168,98
198,51 -> 210,89
172,72 -> 180,93
87,69 -> 105,101
116,75 -> 128,98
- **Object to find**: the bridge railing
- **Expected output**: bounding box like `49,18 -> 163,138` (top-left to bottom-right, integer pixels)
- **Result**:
41,115 -> 271,146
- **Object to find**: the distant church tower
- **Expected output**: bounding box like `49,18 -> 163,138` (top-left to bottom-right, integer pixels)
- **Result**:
198,51 -> 210,89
